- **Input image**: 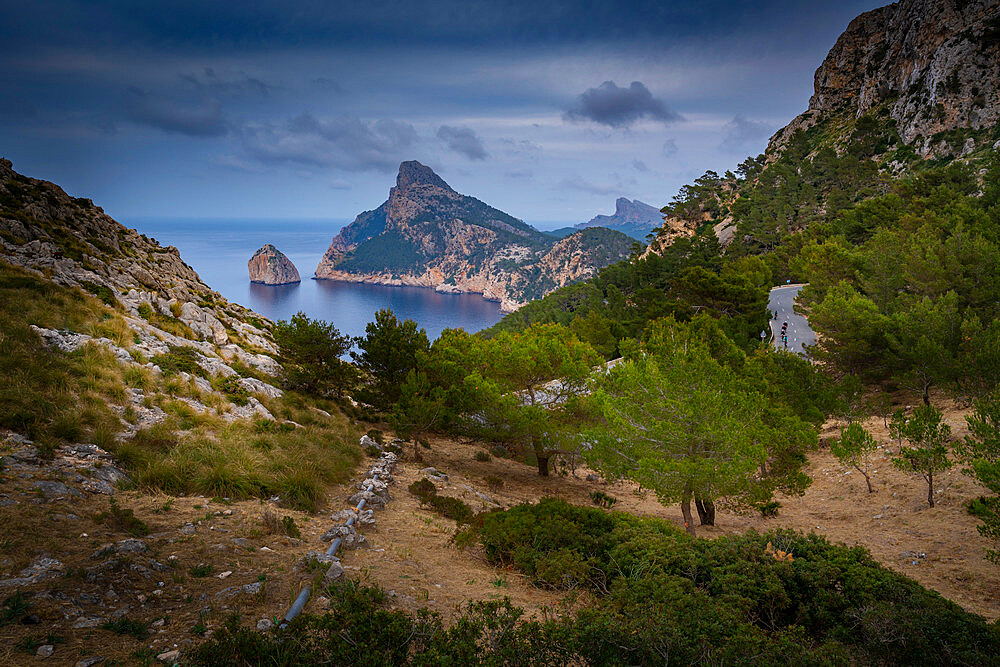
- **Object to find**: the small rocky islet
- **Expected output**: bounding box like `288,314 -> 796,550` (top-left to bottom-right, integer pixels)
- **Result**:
248,243 -> 300,285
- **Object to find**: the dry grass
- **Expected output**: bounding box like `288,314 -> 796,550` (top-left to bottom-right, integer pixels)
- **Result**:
0,261 -> 123,448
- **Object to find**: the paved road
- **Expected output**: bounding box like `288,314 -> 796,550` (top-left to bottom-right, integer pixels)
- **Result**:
768,284 -> 815,356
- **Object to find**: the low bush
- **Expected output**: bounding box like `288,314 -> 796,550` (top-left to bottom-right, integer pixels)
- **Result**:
589,490 -> 617,508
469,498 -> 1000,664
408,478 -> 437,503
474,450 -> 491,462
213,375 -> 250,406
101,617 -> 148,639
79,281 -> 116,306
95,499 -> 149,537
151,345 -> 205,378
408,477 -> 472,524
758,500 -> 782,517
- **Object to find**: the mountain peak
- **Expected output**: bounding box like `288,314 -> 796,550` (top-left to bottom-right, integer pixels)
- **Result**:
396,160 -> 452,192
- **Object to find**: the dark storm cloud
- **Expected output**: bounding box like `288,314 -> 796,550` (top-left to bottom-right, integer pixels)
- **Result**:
720,114 -> 774,150
124,87 -> 227,137
564,81 -> 681,129
0,1 -> 884,55
180,68 -> 274,97
239,113 -> 417,172
437,125 -> 488,160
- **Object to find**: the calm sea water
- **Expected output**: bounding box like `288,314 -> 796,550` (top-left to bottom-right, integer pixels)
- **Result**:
125,218 -> 504,341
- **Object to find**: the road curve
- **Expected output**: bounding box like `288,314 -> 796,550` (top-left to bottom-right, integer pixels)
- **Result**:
767,284 -> 815,356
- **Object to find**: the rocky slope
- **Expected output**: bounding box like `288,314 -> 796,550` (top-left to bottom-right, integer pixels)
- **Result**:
315,161 -> 634,311
0,158 -> 285,423
249,243 -> 300,285
770,0 -> 1000,158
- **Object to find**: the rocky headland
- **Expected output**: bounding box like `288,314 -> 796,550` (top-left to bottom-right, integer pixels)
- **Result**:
314,161 -> 634,311
249,243 -> 300,285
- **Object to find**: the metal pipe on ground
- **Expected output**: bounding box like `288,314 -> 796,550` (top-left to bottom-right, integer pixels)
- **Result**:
280,465 -> 390,628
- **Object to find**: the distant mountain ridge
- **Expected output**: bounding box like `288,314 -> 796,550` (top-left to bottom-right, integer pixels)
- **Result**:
315,161 -> 634,311
545,197 -> 662,241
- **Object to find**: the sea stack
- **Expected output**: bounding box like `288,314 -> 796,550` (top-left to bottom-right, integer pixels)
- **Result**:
249,244 -> 300,285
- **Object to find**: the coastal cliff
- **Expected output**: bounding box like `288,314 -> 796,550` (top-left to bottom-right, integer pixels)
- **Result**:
315,161 -> 633,311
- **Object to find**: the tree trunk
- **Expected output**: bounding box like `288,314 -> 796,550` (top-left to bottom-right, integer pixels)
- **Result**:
927,472 -> 934,507
680,491 -> 696,538
856,466 -> 875,493
536,453 -> 550,477
694,497 -> 715,525
695,498 -> 708,525
923,383 -> 931,406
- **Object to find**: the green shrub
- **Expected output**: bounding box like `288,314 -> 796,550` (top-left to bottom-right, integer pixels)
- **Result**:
94,499 -> 149,537
101,617 -> 148,639
474,450 -> 491,462
408,478 -> 436,503
758,500 -> 782,517
151,345 -> 205,377
468,498 -> 1000,665
1,592 -> 29,627
79,281 -> 116,306
589,490 -> 617,509
214,375 -> 250,406
429,495 -> 473,524
189,564 -> 215,578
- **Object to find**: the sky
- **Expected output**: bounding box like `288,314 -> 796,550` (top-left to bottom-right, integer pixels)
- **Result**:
0,0 -> 886,227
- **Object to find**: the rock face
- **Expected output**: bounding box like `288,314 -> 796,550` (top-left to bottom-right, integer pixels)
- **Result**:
769,0 -> 1000,157
575,198 -> 662,240
315,161 -> 633,311
249,243 -> 300,285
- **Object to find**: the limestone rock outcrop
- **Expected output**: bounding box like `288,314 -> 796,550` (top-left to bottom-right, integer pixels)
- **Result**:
769,0 -> 1000,158
249,243 -> 300,285
315,161 -> 633,311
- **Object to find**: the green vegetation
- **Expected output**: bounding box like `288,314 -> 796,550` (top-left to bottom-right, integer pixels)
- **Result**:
0,261 -> 124,448
958,388 -> 1000,561
151,345 -> 206,378
111,394 -> 360,511
194,500 -> 1000,665
408,477 -> 473,524
831,423 -> 880,493
792,158 -> 1000,401
95,499 -> 150,537
586,317 -> 817,535
101,617 -> 148,639
272,311 -> 357,397
137,301 -> 195,339
892,404 -> 953,507
353,308 -> 429,411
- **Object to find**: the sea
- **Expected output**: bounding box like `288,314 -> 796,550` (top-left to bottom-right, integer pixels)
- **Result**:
124,218 -> 505,342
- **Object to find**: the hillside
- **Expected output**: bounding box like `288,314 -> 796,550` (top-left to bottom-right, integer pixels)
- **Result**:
315,161 -> 635,311
642,0 -> 1000,255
